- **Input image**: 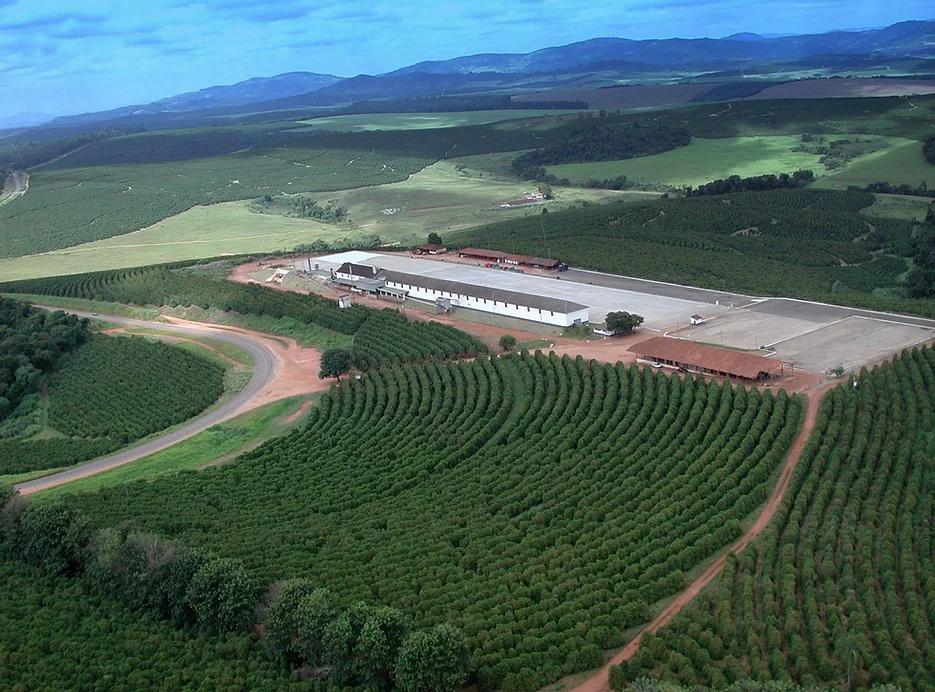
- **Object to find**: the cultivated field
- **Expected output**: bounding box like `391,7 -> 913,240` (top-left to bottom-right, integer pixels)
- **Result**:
0,161 -> 630,281
453,188 -> 934,319
614,348 -> 934,689
749,77 -> 935,100
861,192 -> 933,221
294,109 -> 575,131
547,136 -> 825,186
511,83 -> 715,110
60,353 -> 803,690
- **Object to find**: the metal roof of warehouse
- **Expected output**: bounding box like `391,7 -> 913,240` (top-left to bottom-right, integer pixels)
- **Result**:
333,276 -> 385,291
381,270 -> 588,314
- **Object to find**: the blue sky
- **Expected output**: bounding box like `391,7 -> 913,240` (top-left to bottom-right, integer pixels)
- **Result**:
0,0 -> 929,118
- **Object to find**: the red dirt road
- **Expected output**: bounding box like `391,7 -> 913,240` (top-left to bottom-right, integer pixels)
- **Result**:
572,384 -> 830,692
160,316 -> 328,412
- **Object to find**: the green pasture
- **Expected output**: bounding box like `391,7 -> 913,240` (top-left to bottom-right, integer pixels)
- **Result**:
0,146 -> 431,260
547,136 -> 826,186
0,161 -> 633,281
293,109 -> 574,131
820,137 -> 935,189
861,193 -> 932,221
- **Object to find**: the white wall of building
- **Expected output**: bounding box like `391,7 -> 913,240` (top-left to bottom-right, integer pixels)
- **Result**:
384,279 -> 589,327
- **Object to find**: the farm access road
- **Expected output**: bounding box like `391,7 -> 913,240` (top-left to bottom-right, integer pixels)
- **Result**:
15,309 -> 326,496
572,383 -> 832,692
0,170 -> 27,207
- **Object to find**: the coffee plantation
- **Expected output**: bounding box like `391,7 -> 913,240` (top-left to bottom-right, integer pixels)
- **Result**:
61,352 -> 802,689
613,347 -> 934,690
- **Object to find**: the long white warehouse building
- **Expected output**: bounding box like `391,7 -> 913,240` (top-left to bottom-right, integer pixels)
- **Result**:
382,270 -> 589,327
333,261 -> 589,326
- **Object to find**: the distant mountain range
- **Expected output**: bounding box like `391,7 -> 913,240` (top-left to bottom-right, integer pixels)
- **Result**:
48,72 -> 341,127
40,19 -> 935,131
0,112 -> 56,129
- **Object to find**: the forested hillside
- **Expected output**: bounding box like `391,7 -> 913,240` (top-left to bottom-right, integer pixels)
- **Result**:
511,119 -> 691,180
0,299 -> 88,421
612,347 -> 934,690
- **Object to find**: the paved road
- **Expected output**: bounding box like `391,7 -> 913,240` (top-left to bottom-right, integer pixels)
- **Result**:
14,309 -> 277,495
750,297 -> 935,330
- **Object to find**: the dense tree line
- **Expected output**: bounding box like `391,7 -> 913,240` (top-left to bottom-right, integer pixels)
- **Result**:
612,347 -> 934,689
511,120 -> 691,180
0,128 -> 127,171
686,170 -> 814,197
924,134 -> 935,164
452,188 -> 935,318
863,180 -> 935,198
59,352 -> 801,689
0,489 -> 469,690
903,211 -> 935,298
0,299 -> 88,421
0,561 -> 304,690
0,264 -> 486,369
252,194 -> 349,222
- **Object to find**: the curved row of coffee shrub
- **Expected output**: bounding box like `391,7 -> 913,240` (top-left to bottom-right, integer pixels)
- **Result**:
60,352 -> 802,690
0,333 -> 225,475
611,347 -> 934,690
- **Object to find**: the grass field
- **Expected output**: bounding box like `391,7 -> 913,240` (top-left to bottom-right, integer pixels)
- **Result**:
820,137 -> 935,188
861,193 -> 933,221
0,143 -> 434,259
294,109 -> 576,131
0,161 -> 634,280
546,136 -> 826,186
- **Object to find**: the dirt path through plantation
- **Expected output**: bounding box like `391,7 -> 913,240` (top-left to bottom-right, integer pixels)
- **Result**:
159,316 -> 327,411
572,383 -> 831,692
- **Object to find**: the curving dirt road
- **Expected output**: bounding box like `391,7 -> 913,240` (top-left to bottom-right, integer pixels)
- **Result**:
572,385 -> 830,692
0,170 -> 27,207
14,309 -> 326,496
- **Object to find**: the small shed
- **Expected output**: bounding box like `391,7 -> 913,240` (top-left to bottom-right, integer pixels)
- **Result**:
459,247 -> 506,262
378,285 -> 408,302
337,295 -> 353,309
414,243 -> 447,255
690,314 -> 705,325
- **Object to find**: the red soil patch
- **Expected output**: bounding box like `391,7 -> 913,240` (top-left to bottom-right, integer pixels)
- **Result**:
750,77 -> 935,100
161,316 -> 329,413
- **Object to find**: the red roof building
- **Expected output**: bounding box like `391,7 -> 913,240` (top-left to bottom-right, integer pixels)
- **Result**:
414,243 -> 447,255
504,254 -> 561,269
459,247 -> 507,261
630,336 -> 783,381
